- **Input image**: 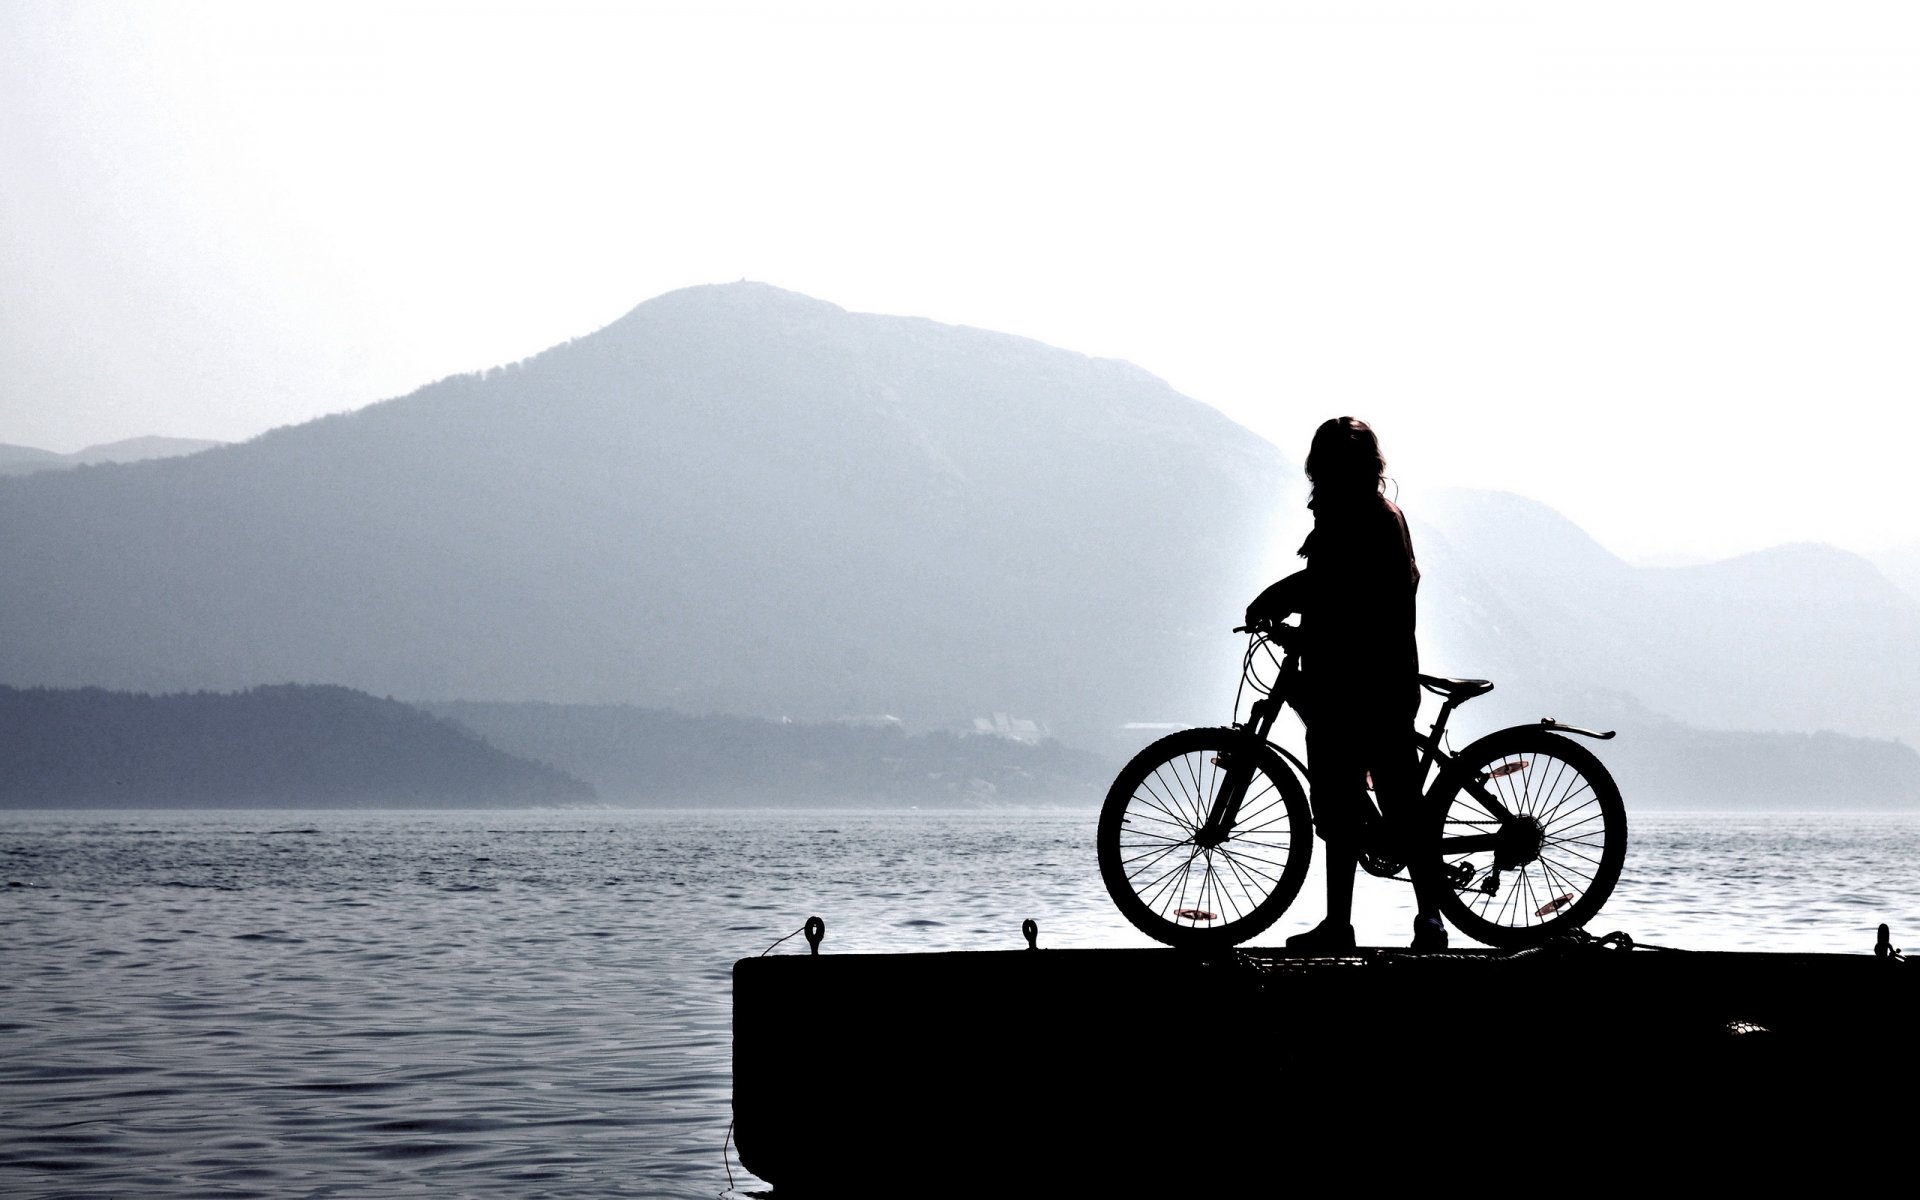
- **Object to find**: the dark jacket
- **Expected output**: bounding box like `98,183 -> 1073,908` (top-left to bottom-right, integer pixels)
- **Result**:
1249,494 -> 1420,718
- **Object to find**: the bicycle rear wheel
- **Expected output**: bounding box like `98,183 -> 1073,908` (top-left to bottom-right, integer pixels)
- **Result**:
1427,728 -> 1627,947
1097,727 -> 1312,949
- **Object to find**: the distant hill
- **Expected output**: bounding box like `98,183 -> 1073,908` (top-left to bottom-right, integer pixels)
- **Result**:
429,697 -> 1918,810
426,700 -> 1108,806
0,283 -> 1914,789
1413,489 -> 1920,749
0,436 -> 224,476
1612,713 -> 1920,810
0,444 -> 63,472
0,283 -> 1286,748
1870,542 -> 1920,608
0,684 -> 592,808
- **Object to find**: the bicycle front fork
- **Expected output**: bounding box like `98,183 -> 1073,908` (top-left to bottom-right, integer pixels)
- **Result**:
1199,701 -> 1279,847
1196,753 -> 1253,849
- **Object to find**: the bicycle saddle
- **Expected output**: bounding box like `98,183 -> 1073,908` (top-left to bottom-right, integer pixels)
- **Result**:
1418,674 -> 1493,699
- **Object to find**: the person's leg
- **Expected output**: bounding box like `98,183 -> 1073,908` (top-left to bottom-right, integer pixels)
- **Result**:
1289,722 -> 1360,952
1322,837 -> 1358,925
1365,713 -> 1447,949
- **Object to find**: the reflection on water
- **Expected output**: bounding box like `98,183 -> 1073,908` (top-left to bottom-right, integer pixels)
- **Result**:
1,808 -> 1915,1197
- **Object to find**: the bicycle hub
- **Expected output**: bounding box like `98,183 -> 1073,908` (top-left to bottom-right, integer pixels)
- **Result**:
1492,814 -> 1547,870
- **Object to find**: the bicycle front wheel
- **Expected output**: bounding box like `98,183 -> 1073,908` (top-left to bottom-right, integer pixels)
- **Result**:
1427,728 -> 1627,947
1097,727 -> 1312,949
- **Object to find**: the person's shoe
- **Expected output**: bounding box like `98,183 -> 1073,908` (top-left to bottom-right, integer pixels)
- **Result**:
1410,916 -> 1449,953
1285,920 -> 1356,955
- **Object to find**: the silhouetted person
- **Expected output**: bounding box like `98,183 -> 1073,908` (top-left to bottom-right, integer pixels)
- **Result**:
1246,417 -> 1447,952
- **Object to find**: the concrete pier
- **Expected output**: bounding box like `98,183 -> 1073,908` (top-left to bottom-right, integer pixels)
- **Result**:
733,932 -> 1912,1194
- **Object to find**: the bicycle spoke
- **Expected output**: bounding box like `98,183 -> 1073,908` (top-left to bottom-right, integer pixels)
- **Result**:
1132,842 -> 1204,905
1215,846 -> 1285,887
1135,783 -> 1195,834
1214,848 -> 1263,905
1519,865 -> 1544,927
1138,864 -> 1196,916
1099,728 -> 1320,946
1119,809 -> 1202,840
1231,790 -> 1293,835
1180,752 -> 1210,830
1539,779 -> 1596,827
1136,771 -> 1198,833
1117,805 -> 1198,838
1165,758 -> 1208,832
1542,796 -> 1604,837
1225,837 -> 1288,902
1147,759 -> 1266,919
1213,845 -> 1291,876
1538,847 -> 1597,886
1234,784 -> 1288,832
1209,856 -> 1249,923
1118,842 -> 1193,876
1537,855 -> 1585,908
1536,755 -> 1578,821
1121,820 -> 1193,849
1147,866 -> 1193,919
1194,751 -> 1229,833
1418,732 -> 1628,944
1539,841 -> 1603,875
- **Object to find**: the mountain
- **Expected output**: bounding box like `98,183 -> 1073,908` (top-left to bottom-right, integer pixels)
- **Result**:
425,700 -> 1108,806
1414,488 -> 1920,749
0,283 -> 1287,748
1870,542 -> 1920,608
0,684 -> 592,808
0,444 -> 63,472
1,283 -> 1912,794
428,696 -> 1920,810
1608,709 -> 1920,811
0,436 -> 224,476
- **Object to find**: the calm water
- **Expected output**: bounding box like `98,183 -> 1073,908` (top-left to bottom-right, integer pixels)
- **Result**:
3,807 -> 1917,1197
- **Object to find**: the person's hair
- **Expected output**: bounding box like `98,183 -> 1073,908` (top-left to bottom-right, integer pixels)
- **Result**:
1304,416 -> 1386,507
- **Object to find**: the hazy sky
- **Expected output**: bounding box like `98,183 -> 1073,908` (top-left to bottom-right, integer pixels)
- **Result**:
4,1 -> 1917,562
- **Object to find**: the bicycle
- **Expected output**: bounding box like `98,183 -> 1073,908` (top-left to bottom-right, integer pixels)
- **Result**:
1096,622 -> 1628,950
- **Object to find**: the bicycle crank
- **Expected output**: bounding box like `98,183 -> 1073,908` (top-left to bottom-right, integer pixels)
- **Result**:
1358,847 -> 1406,879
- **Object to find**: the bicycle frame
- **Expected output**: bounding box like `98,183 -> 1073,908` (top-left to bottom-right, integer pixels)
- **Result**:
1100,627 -> 1626,947
1209,637 -> 1591,868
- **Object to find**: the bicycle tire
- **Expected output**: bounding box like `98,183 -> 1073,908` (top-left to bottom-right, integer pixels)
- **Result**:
1097,727 -> 1313,949
1426,727 -> 1627,948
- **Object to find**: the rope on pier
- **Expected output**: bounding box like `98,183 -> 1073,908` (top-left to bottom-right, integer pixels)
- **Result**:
758,915 -> 825,957
726,916 -> 829,1194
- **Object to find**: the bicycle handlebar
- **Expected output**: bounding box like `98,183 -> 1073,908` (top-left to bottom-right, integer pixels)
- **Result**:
1237,620 -> 1300,651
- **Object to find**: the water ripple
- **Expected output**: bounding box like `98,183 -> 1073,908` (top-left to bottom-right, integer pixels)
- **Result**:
0,807 -> 1913,1197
